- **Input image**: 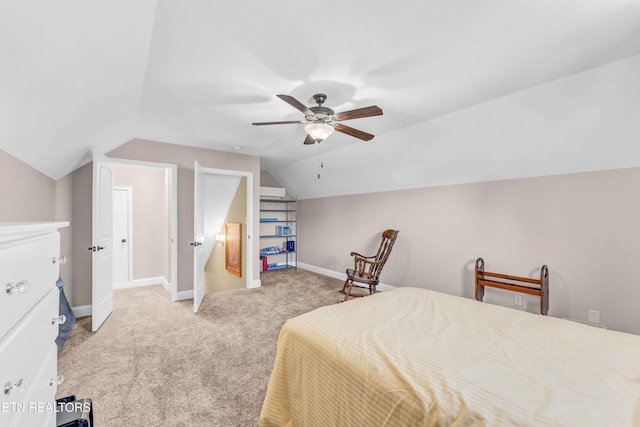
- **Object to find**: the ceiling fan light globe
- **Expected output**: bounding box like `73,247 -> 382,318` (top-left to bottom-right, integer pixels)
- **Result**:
305,122 -> 334,142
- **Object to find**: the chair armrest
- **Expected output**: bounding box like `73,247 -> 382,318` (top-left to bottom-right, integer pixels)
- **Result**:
350,255 -> 386,281
352,256 -> 385,274
354,256 -> 385,266
350,251 -> 376,259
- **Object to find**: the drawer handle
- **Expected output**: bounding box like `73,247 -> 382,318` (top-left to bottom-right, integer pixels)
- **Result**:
53,255 -> 68,265
4,378 -> 28,395
52,314 -> 67,325
50,375 -> 64,386
5,280 -> 31,295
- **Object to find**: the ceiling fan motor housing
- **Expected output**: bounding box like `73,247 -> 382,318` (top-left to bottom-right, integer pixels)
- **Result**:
307,106 -> 335,123
308,94 -> 335,124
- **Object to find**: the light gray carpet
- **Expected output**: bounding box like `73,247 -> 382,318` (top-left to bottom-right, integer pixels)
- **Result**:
56,269 -> 344,426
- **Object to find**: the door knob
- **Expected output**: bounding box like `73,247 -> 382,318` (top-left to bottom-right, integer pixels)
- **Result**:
121,239 -> 127,243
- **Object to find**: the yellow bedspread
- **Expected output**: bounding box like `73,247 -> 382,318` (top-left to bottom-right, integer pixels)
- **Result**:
259,287 -> 640,427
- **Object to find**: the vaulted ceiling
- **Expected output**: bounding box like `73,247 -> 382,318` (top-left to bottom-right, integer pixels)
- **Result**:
2,1 -> 640,199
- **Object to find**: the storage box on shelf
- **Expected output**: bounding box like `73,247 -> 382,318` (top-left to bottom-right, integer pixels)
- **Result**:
260,198 -> 297,271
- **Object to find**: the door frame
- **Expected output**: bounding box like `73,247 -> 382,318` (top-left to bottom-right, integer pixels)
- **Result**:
112,186 -> 133,289
199,167 -> 254,291
109,157 -> 179,301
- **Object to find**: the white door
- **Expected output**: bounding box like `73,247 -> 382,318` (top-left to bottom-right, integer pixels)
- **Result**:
193,161 -> 205,312
92,154 -> 114,331
113,187 -> 132,288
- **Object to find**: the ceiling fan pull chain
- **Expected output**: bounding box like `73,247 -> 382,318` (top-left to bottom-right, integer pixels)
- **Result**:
317,146 -> 324,179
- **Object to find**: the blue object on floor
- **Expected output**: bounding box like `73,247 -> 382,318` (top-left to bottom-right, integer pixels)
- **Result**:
56,396 -> 93,427
56,276 -> 76,353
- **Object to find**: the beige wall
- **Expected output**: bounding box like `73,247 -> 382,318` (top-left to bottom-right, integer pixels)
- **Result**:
0,149 -> 56,221
113,164 -> 170,281
299,167 -> 640,334
260,171 -> 282,188
205,177 -> 247,293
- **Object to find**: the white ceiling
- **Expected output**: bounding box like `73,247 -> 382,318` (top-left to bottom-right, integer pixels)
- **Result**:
2,1 -> 640,198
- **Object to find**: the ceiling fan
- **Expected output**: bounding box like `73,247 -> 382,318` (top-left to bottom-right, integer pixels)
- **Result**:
252,94 -> 383,145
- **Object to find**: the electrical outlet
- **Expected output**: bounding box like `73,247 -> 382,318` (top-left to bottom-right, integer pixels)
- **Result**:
588,309 -> 600,324
514,295 -> 523,307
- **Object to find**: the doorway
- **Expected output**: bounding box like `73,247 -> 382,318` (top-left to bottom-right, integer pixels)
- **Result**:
204,177 -> 247,293
193,164 -> 254,312
110,158 -> 178,301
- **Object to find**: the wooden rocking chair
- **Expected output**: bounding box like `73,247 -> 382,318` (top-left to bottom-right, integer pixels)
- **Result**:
340,229 -> 399,301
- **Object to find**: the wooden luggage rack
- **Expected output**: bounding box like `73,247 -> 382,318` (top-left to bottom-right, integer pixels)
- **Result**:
475,258 -> 549,315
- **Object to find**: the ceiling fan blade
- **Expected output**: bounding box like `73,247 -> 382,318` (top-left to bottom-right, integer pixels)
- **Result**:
277,94 -> 313,115
303,134 -> 316,145
334,105 -> 383,121
252,120 -> 302,126
335,124 -> 375,141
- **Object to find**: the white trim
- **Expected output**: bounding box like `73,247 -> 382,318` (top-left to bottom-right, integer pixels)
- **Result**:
376,283 -> 396,292
174,289 -> 194,301
71,305 -> 92,318
297,262 -> 396,292
199,167 -> 254,291
169,167 -> 178,301
113,281 -> 133,290
562,317 -> 608,329
0,222 -> 69,245
297,262 -> 345,280
248,279 -> 261,289
114,276 -> 169,290
108,157 -> 179,302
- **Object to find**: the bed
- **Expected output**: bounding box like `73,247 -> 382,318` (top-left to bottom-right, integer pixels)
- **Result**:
259,287 -> 640,426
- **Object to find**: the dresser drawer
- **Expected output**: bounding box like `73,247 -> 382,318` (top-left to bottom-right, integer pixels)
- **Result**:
0,232 -> 60,339
0,287 -> 60,426
3,346 -> 58,427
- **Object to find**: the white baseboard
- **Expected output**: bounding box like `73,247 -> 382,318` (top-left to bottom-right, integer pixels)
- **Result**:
297,262 -> 396,292
174,289 -> 194,301
297,262 -> 345,281
71,304 -> 92,318
562,317 -> 608,329
248,279 -> 261,289
114,276 -> 169,290
376,283 -> 396,292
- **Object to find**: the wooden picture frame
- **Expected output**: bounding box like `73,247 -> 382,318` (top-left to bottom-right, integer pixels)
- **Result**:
225,223 -> 242,277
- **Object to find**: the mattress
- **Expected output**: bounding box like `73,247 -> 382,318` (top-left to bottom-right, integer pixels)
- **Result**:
259,287 -> 640,426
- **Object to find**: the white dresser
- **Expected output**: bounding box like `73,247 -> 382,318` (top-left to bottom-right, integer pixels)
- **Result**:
0,222 -> 69,427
